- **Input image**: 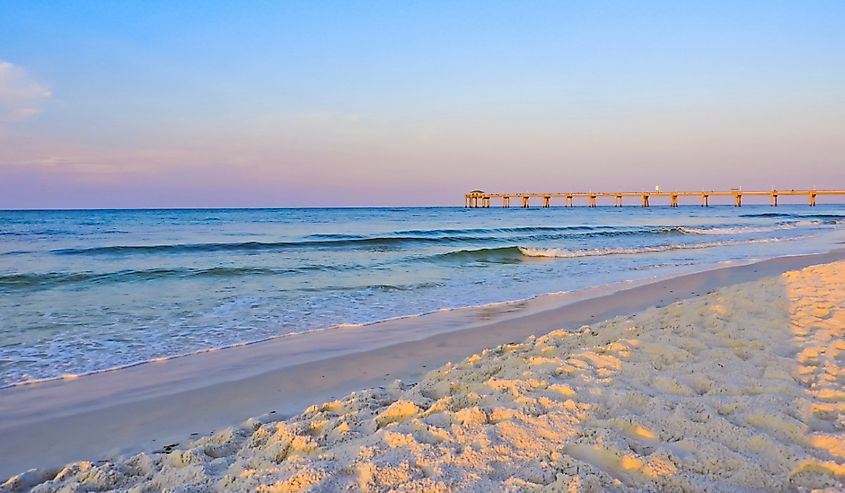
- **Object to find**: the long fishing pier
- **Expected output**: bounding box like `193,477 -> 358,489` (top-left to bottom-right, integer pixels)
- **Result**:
465,189 -> 845,208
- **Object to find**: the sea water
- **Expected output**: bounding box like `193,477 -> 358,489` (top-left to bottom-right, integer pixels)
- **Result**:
1,205 -> 844,387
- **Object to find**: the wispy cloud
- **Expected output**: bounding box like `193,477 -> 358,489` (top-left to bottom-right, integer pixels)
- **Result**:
0,60 -> 51,122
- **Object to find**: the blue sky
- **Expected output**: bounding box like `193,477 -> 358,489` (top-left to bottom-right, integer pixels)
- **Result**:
1,1 -> 844,207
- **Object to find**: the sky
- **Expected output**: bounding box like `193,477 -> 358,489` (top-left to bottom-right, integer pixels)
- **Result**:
1,0 -> 844,208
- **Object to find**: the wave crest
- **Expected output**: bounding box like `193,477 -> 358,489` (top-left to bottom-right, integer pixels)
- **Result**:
518,237 -> 789,258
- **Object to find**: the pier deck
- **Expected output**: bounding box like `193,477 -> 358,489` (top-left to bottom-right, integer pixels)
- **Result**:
464,190 -> 845,208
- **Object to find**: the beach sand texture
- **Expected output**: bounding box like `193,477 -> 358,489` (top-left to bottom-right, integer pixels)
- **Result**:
5,261 -> 845,492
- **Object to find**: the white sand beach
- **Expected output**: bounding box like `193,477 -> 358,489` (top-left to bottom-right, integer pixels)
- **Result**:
3,252 -> 845,491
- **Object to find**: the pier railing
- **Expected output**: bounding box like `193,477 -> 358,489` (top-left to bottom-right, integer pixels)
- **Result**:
464,190 -> 845,208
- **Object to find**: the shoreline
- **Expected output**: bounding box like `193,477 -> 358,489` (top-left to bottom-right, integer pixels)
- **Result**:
0,274 -> 660,391
0,258 -> 741,392
2,247 -> 845,480
2,247 -> 815,392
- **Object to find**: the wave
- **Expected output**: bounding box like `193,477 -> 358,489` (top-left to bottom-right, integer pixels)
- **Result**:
298,281 -> 444,293
51,236 -> 492,255
740,212 -> 845,221
304,227 -> 600,239
390,225 -> 715,237
392,225 -> 602,236
518,237 -> 790,258
304,233 -> 368,240
433,246 -> 527,263
680,219 -> 841,235
677,224 -> 801,235
50,227 -> 701,256
0,266 -> 344,292
740,212 -> 797,218
430,237 -> 799,263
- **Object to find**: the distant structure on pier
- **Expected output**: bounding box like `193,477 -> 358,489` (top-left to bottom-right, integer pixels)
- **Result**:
464,189 -> 845,208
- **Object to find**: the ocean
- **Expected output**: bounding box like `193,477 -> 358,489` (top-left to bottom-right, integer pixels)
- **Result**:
1,205 -> 844,387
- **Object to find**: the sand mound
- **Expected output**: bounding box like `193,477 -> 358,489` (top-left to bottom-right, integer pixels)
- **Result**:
4,261 -> 845,492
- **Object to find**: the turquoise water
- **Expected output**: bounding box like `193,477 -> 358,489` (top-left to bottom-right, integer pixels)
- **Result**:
1,205 -> 844,387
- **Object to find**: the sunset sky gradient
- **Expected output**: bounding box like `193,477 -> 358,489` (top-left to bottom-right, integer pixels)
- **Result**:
1,1 -> 844,208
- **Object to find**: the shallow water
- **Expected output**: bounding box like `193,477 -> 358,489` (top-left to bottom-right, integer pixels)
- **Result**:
1,204 -> 844,386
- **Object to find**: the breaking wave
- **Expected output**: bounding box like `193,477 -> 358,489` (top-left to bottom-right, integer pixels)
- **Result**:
517,237 -> 792,258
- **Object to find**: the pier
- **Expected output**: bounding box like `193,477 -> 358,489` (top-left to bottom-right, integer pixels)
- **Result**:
464,189 -> 845,208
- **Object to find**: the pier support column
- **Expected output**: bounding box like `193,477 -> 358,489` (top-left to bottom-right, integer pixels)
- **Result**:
670,194 -> 679,207
641,194 -> 650,207
701,194 -> 709,207
565,195 -> 573,207
482,196 -> 490,208
771,193 -> 778,207
809,192 -> 817,207
734,193 -> 742,207
503,196 -> 510,208
615,195 -> 623,207
589,194 -> 597,207
521,195 -> 530,208
543,196 -> 550,208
